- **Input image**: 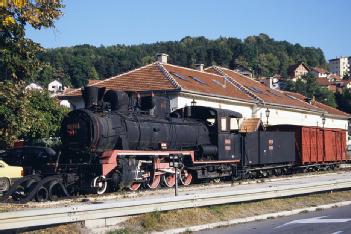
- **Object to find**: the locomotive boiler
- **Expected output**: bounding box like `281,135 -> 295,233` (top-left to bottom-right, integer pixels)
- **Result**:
60,86 -> 215,163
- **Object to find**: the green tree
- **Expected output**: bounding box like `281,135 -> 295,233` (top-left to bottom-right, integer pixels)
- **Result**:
283,73 -> 336,107
0,81 -> 68,148
0,0 -> 63,81
38,35 -> 328,87
336,89 -> 351,113
25,89 -> 69,141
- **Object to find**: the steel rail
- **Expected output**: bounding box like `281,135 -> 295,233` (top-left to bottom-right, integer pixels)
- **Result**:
1,178 -> 351,230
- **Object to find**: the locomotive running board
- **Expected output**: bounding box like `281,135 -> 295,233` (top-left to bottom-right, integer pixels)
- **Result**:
99,150 -> 195,176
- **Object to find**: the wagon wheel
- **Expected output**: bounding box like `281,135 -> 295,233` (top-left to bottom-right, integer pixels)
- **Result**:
146,175 -> 161,189
129,182 -> 141,191
179,169 -> 192,186
162,173 -> 176,188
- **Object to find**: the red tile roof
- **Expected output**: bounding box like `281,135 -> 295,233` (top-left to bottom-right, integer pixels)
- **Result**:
316,78 -> 331,86
282,91 -> 350,117
61,63 -> 177,97
60,63 -> 254,102
88,80 -> 101,85
328,73 -> 342,80
59,62 -> 349,118
312,67 -> 329,74
205,66 -> 321,111
162,64 -> 252,101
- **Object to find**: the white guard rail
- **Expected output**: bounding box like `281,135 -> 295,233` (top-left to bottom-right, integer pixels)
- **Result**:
0,178 -> 351,230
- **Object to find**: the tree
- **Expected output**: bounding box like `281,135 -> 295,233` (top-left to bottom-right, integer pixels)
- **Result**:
0,81 -> 68,148
335,89 -> 351,113
0,1 -> 66,148
283,73 -> 337,107
38,35 -> 328,87
0,0 -> 63,81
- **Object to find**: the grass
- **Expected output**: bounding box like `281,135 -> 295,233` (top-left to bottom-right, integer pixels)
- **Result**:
21,223 -> 81,234
109,190 -> 351,234
17,189 -> 351,233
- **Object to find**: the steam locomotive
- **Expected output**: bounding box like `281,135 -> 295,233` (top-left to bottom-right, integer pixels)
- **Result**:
2,86 -> 347,203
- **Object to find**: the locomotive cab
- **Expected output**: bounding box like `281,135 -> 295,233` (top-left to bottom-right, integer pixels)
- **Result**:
171,106 -> 242,161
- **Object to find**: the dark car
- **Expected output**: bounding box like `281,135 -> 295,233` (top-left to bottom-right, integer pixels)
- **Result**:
1,146 -> 58,175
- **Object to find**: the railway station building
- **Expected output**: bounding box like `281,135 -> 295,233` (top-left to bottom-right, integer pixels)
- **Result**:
59,54 -> 350,134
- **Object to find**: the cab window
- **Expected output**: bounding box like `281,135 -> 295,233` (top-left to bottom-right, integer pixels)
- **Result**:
206,118 -> 216,127
221,117 -> 227,131
230,118 -> 239,130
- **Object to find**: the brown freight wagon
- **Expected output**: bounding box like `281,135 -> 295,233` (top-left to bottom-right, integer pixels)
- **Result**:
268,125 -> 347,165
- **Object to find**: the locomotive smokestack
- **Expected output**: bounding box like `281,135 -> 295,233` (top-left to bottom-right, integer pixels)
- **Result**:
82,86 -> 99,109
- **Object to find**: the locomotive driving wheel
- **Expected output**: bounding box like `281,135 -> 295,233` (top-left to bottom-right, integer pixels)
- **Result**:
92,176 -> 108,195
162,173 -> 176,188
146,174 -> 161,189
179,169 -> 192,186
129,182 -> 141,191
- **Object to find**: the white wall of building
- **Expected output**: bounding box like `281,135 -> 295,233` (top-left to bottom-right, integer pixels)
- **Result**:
48,80 -> 63,93
329,57 -> 350,77
175,94 -> 348,131
255,107 -> 347,130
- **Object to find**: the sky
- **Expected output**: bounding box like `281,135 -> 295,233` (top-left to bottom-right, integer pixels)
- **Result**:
26,0 -> 351,60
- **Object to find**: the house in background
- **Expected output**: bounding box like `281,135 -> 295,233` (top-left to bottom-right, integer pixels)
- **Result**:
48,80 -> 63,93
25,83 -> 43,91
288,62 -> 310,81
311,67 -> 329,78
329,56 -> 350,78
316,78 -> 336,92
327,73 -> 342,82
258,75 -> 284,90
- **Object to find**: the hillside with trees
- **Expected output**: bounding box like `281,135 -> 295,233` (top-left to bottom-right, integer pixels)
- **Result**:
36,34 -> 327,88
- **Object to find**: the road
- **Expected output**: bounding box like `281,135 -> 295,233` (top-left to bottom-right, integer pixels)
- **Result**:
198,205 -> 351,234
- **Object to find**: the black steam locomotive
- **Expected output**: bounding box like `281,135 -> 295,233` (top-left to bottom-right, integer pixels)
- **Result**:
2,86 -> 343,203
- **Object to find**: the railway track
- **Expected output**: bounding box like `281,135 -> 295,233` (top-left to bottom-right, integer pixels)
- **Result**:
0,168 -> 349,211
1,170 -> 351,231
